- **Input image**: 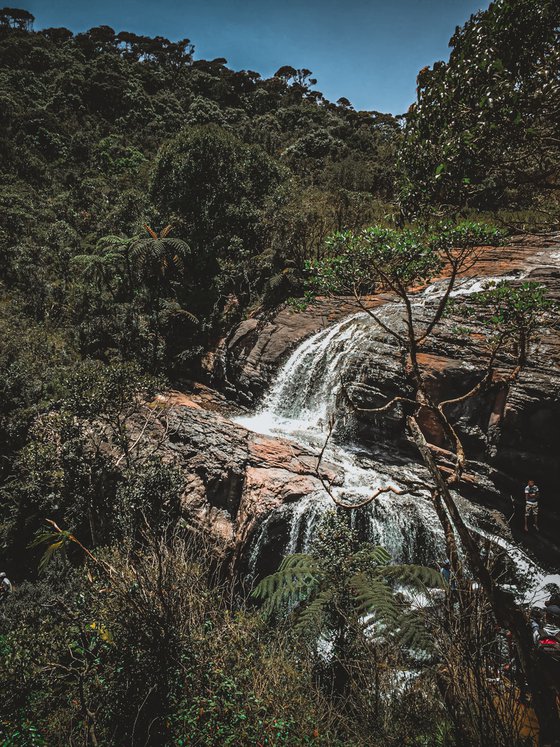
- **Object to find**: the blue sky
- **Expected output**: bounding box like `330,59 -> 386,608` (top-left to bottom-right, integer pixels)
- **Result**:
27,0 -> 489,114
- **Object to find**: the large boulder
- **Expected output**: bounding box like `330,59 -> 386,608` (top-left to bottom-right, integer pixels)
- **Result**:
143,396 -> 341,568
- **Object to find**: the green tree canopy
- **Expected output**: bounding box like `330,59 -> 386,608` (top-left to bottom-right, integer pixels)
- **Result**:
150,125 -> 286,272
399,0 -> 560,220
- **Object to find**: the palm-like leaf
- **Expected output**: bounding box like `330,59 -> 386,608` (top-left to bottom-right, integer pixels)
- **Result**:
96,234 -> 131,251
398,609 -> 434,654
130,225 -> 189,280
29,527 -> 73,574
161,299 -> 199,324
295,588 -> 334,633
376,564 -> 445,592
253,535 -> 440,653
351,573 -> 401,627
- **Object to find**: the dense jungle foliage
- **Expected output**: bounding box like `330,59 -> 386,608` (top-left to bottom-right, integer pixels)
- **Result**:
1,1 -> 560,744
400,0 -> 560,223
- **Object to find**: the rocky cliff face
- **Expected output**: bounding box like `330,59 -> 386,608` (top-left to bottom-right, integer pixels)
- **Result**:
142,390 -> 522,581
210,236 -> 560,560
145,390 -> 341,570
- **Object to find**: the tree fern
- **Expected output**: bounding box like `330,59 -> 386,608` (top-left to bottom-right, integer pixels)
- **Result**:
129,225 -> 189,280
161,299 -> 199,325
252,553 -> 321,616
351,573 -> 401,628
252,513 -> 442,655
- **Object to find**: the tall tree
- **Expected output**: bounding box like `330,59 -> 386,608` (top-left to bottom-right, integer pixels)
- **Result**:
307,222 -> 560,743
0,7 -> 34,31
399,0 -> 560,223
150,125 -> 285,271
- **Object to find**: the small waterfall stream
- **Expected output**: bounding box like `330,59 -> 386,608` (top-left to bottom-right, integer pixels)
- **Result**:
235,277 -> 559,603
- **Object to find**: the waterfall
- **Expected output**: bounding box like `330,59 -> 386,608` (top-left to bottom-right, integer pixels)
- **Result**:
236,306 -> 447,574
236,280 -> 559,601
237,312 -> 375,438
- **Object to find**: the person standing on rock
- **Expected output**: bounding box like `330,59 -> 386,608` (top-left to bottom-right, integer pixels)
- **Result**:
0,571 -> 12,600
524,479 -> 539,533
440,559 -> 457,594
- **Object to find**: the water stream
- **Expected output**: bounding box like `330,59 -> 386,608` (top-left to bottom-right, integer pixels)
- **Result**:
235,277 -> 559,603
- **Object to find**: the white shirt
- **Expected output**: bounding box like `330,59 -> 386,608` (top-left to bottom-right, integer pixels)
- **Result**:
525,484 -> 539,504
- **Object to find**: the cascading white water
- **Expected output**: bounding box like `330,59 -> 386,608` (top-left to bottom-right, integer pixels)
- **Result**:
237,301 -> 448,575
236,276 -> 559,601
239,274 -> 524,445
238,312 -> 374,438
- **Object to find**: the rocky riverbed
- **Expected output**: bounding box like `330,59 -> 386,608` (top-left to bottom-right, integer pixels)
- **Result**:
209,235 -> 560,564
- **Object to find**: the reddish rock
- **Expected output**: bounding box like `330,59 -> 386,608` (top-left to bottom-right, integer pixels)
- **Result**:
140,401 -> 340,565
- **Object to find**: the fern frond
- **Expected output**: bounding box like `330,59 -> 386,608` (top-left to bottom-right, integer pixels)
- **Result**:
129,241 -> 148,262
71,254 -> 96,267
175,308 -> 198,323
252,553 -> 321,616
96,235 -> 128,249
398,610 -> 434,656
160,224 -> 173,238
351,573 -> 400,627
144,223 -> 158,239
161,300 -> 198,324
377,564 -> 445,592
268,273 -> 286,290
164,239 -> 189,255
362,545 -> 392,566
294,588 -> 334,633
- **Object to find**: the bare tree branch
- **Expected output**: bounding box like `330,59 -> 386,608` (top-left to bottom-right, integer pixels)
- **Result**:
314,415 -> 404,508
341,383 -> 418,415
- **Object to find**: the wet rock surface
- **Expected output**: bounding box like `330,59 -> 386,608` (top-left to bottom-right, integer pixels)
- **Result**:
140,396 -> 544,589
144,395 -> 459,576
211,236 -> 560,561
213,237 -> 560,401
144,399 -> 341,566
212,296 -> 382,404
